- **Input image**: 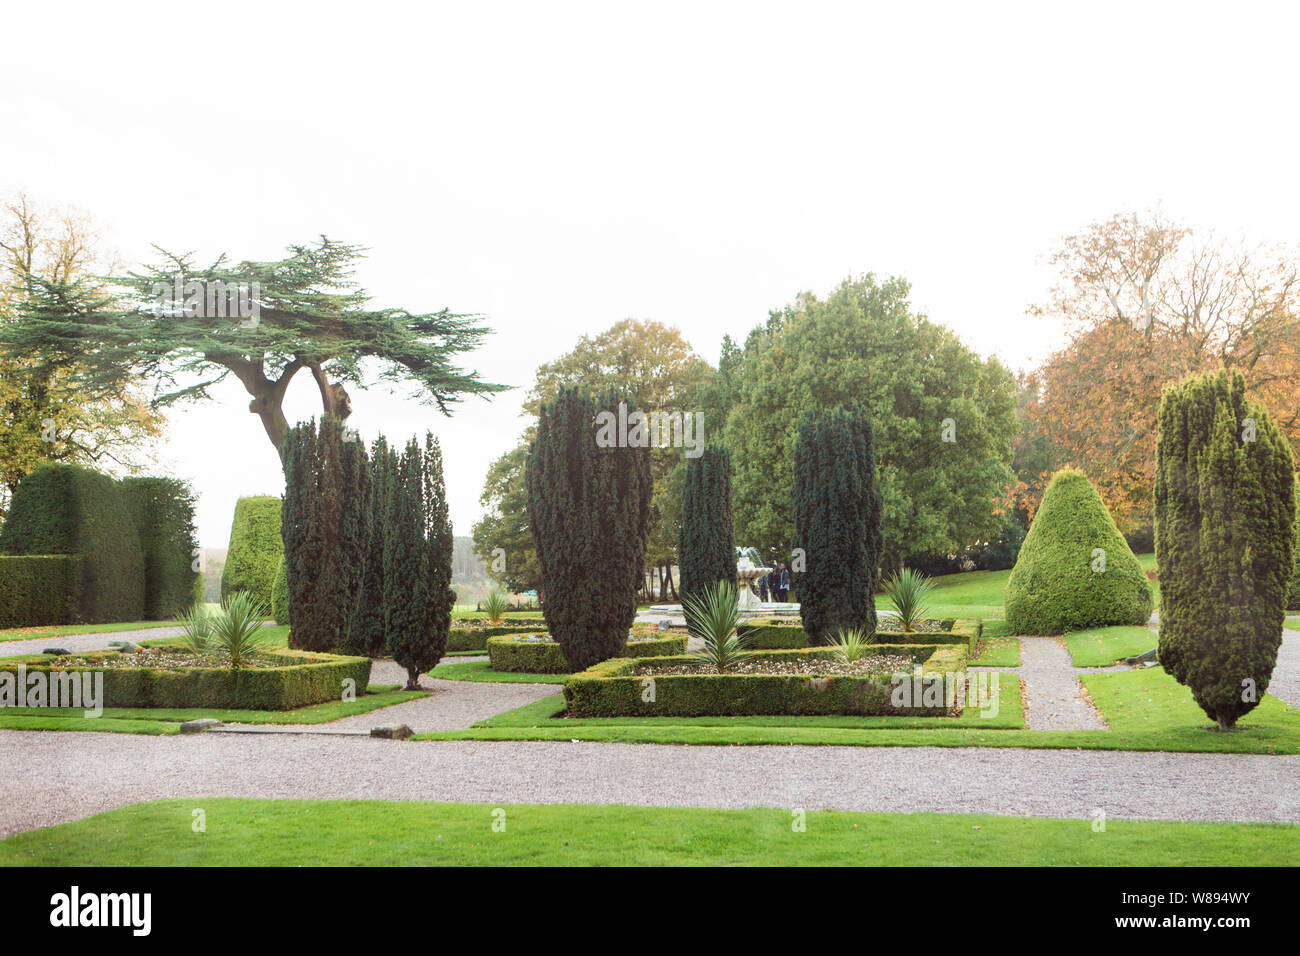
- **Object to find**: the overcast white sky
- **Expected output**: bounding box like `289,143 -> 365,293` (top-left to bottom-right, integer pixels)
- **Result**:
3,1 -> 1299,546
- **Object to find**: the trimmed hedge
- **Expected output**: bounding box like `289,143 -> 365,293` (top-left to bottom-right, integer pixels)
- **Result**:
0,463 -> 145,623
221,496 -> 283,607
876,619 -> 982,656
734,620 -> 809,649
487,632 -> 690,674
0,648 -> 372,710
1004,469 -> 1153,635
564,645 -> 967,718
734,618 -> 982,655
119,477 -> 199,620
447,623 -> 548,653
0,556 -> 77,628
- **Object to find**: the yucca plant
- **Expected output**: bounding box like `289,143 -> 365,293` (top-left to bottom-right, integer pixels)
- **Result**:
882,567 -> 935,632
212,591 -> 271,669
826,627 -> 871,663
177,602 -> 216,654
683,580 -> 753,673
482,589 -> 510,626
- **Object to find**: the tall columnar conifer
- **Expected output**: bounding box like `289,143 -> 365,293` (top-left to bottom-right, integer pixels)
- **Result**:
792,405 -> 882,644
281,419 -> 343,651
348,437 -> 394,655
678,444 -> 735,608
422,434 -> 456,667
1155,370 -> 1296,730
526,386 -> 653,670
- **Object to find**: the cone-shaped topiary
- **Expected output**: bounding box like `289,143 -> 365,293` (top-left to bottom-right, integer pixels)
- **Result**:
793,406 -> 883,644
1155,370 -> 1296,730
527,387 -> 653,670
1004,468 -> 1153,634
678,444 -> 736,608
221,496 -> 283,608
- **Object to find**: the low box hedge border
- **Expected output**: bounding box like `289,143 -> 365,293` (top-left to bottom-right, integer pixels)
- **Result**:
875,619 -> 982,656
487,632 -> 690,674
0,648 -> 372,711
0,555 -> 78,628
563,644 -> 968,718
447,623 -> 549,653
733,618 -> 982,654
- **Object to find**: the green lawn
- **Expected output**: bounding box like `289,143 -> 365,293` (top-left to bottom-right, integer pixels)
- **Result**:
971,620 -> 1020,665
0,620 -> 181,644
418,665 -> 1300,754
2,798 -> 1292,866
431,660 -> 568,684
0,685 -> 425,734
1064,626 -> 1158,667
1287,616 -> 1300,631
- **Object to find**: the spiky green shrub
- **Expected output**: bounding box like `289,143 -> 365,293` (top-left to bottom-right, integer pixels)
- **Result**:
678,444 -> 735,608
0,463 -> 145,623
1155,370 -> 1296,730
793,406 -> 882,644
119,477 -> 198,620
826,627 -> 870,663
482,589 -> 509,625
271,557 -> 289,626
526,387 -> 653,670
212,591 -> 271,668
684,580 -> 752,673
1004,469 -> 1152,635
882,568 -> 935,632
220,496 -> 282,608
177,601 -> 217,653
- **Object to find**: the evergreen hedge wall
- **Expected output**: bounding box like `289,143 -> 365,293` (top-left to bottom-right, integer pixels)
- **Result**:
0,463 -> 145,623
119,477 -> 198,619
0,556 -> 77,628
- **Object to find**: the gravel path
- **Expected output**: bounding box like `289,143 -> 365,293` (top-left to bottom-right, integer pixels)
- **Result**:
219,660 -> 560,735
1268,628 -> 1300,707
0,626 -> 187,658
0,732 -> 1295,837
1018,637 -> 1109,731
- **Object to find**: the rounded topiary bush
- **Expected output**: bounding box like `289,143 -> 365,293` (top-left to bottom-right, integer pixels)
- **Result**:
271,556 -> 290,626
1004,468 -> 1153,635
0,463 -> 145,623
220,496 -> 283,607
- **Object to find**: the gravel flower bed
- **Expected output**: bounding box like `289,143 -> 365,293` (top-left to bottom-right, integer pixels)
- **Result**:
637,654 -> 913,677
47,648 -> 285,670
874,618 -> 950,634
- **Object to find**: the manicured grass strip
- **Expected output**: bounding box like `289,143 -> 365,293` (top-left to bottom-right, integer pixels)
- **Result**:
1286,616 -> 1300,631
0,686 -> 423,733
431,660 -> 568,685
0,620 -> 181,643
420,667 -> 1300,754
2,798 -> 1294,866
971,632 -> 1020,667
1065,626 -> 1157,667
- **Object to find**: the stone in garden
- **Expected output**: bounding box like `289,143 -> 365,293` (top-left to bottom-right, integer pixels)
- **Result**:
180,719 -> 222,734
371,724 -> 414,740
42,647 -> 72,656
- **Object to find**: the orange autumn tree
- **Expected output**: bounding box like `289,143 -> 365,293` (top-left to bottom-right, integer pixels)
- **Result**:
1025,210 -> 1300,532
